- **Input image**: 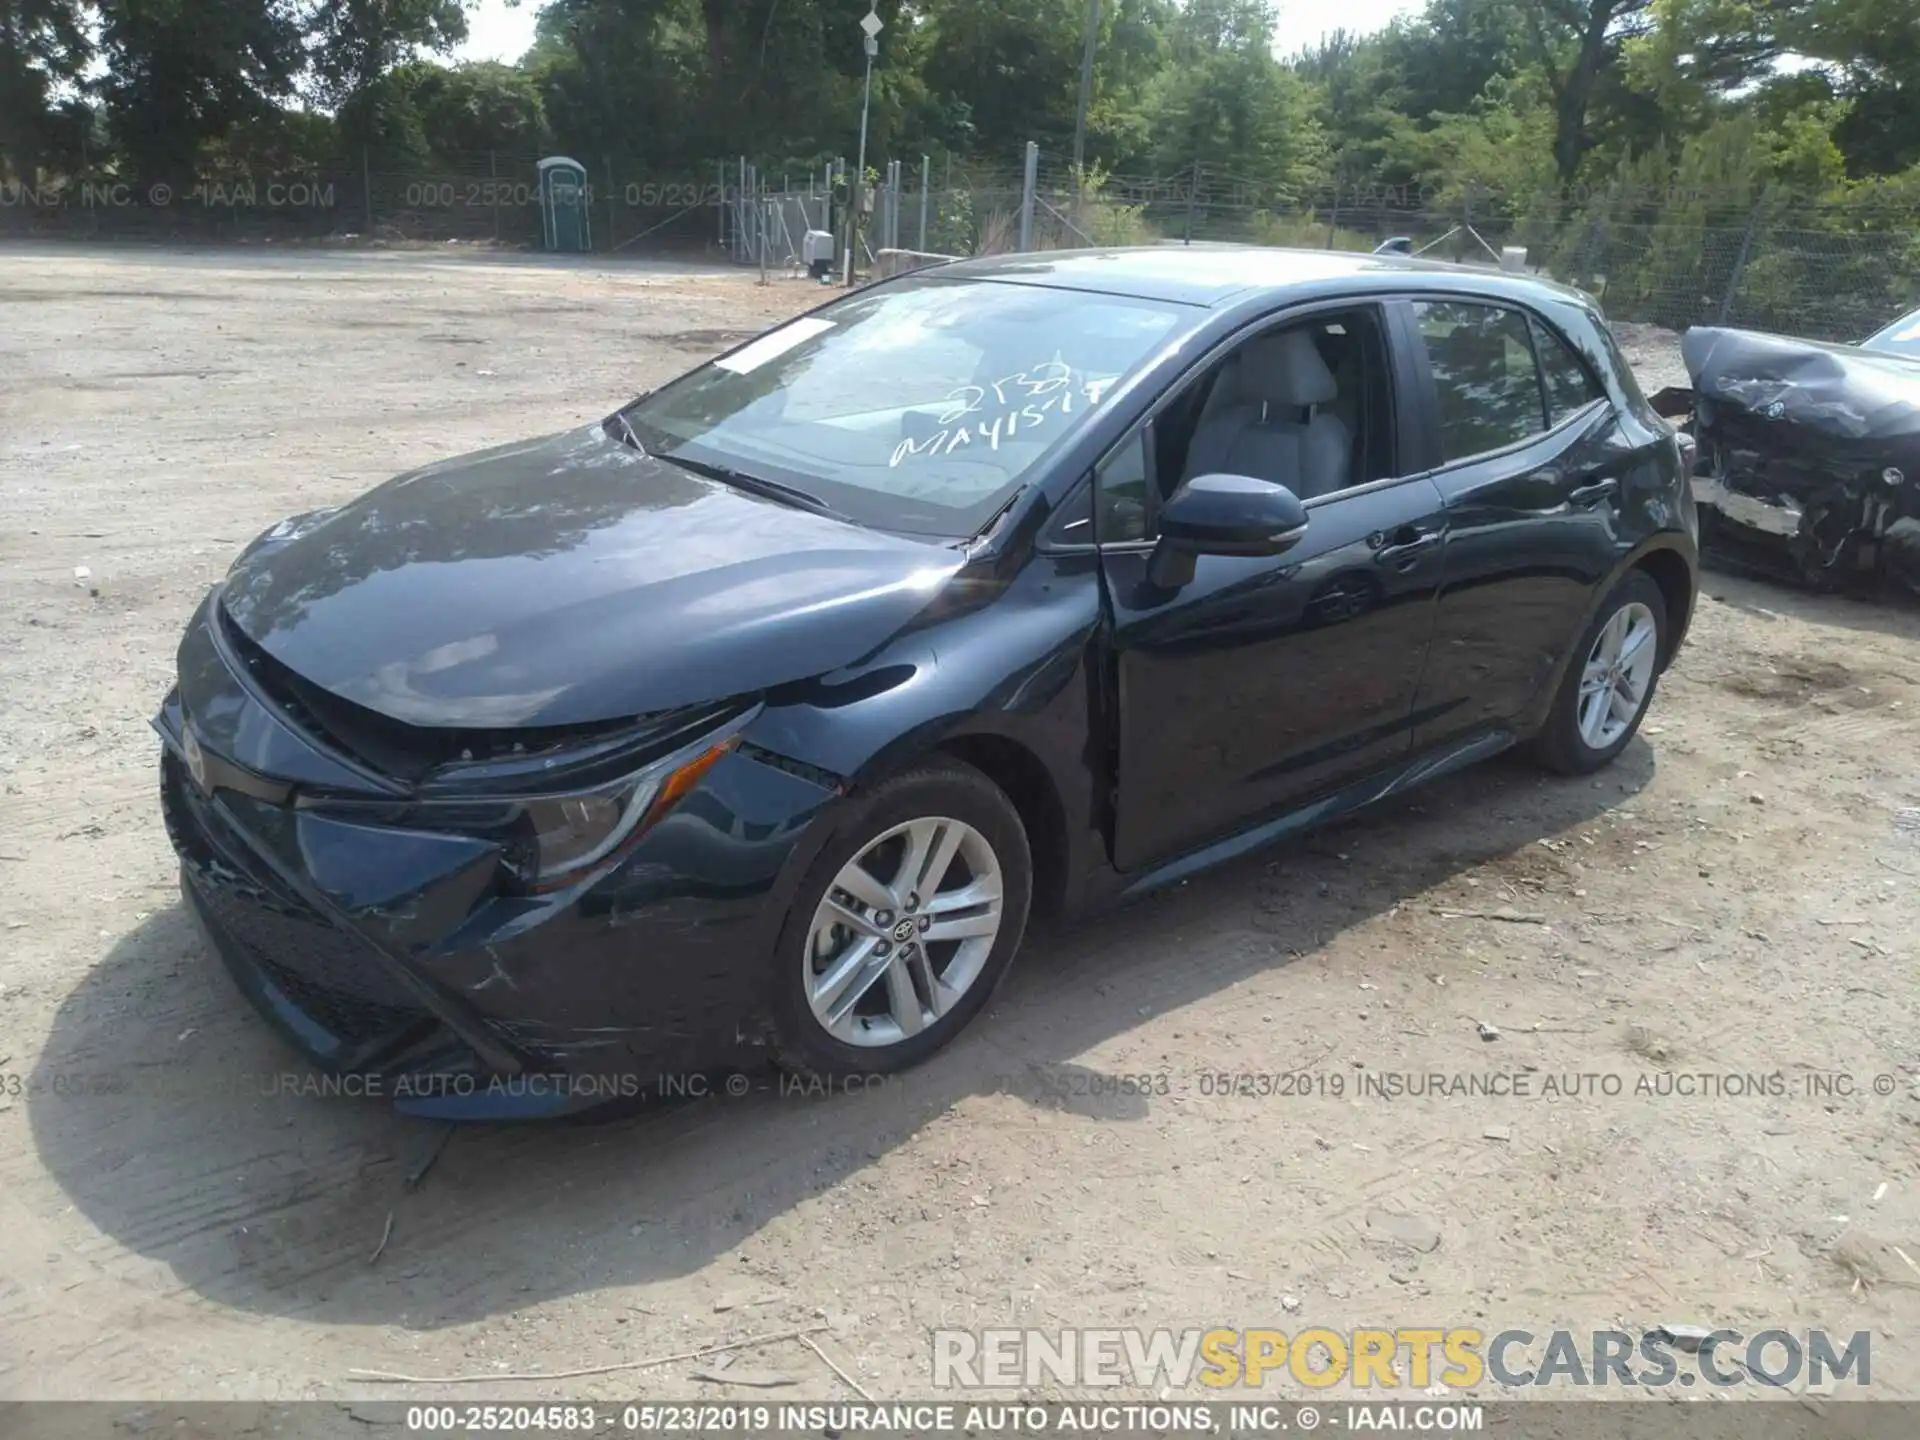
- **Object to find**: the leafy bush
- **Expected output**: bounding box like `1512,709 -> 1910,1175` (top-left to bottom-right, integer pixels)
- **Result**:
1244,210 -> 1375,251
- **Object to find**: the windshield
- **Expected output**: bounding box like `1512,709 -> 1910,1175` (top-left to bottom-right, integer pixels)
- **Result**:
1863,308 -> 1920,359
622,276 -> 1187,536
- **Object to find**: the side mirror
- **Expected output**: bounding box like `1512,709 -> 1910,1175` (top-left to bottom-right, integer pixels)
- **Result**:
1147,474 -> 1308,589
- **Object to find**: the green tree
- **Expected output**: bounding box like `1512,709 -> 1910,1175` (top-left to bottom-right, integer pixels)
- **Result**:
1379,73 -> 1560,205
1293,2 -> 1526,183
338,58 -> 549,165
919,0 -> 1088,162
0,0 -> 91,181
415,61 -> 548,156
1137,0 -> 1327,193
1508,0 -> 1656,182
1631,0 -> 1920,176
95,0 -> 308,186
306,0 -> 471,106
525,0 -> 705,169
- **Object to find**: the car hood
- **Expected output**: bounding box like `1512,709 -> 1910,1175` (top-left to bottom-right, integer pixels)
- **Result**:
220,424 -> 964,728
1684,325 -> 1920,443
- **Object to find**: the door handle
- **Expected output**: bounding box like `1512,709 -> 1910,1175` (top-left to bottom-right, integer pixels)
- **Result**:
1569,478 -> 1619,507
1372,529 -> 1444,569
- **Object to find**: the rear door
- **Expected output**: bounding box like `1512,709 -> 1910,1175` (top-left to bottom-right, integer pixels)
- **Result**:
1400,298 -> 1628,750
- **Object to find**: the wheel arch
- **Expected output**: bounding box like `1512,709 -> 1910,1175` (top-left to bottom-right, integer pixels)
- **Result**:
1629,541 -> 1696,667
931,731 -> 1071,925
737,706 -> 1091,942
1516,533 -> 1696,739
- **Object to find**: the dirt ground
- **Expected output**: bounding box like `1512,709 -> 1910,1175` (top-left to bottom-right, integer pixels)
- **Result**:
1,245 -> 1917,1407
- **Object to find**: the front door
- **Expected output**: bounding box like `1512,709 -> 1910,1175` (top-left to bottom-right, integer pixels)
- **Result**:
1095,304 -> 1448,873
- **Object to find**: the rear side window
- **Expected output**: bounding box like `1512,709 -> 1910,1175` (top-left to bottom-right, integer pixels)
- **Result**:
1533,319 -> 1604,422
1413,302 -> 1546,462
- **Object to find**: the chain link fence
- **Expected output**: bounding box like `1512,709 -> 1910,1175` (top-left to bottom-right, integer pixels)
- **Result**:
0,149 -> 740,251
5,144 -> 1916,341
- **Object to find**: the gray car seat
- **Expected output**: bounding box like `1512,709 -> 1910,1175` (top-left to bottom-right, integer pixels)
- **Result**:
1181,330 -> 1351,499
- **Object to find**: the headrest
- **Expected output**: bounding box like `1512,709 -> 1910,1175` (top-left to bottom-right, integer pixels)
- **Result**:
1230,329 -> 1338,409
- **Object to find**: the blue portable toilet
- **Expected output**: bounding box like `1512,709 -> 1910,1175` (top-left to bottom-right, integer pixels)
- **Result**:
538,156 -> 592,252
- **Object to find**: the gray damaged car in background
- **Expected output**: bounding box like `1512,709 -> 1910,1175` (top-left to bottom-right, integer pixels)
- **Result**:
1652,308 -> 1920,598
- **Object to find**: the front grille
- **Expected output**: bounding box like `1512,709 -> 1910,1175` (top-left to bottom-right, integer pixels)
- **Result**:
186,854 -> 425,1015
249,950 -> 424,1046
164,754 -> 429,1043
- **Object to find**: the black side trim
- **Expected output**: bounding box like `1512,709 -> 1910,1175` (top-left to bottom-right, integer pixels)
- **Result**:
1121,727 -> 1513,897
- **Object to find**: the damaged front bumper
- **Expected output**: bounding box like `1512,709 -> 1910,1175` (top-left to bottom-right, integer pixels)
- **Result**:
155,593 -> 842,1119
1687,424 -> 1919,592
1690,473 -> 1803,539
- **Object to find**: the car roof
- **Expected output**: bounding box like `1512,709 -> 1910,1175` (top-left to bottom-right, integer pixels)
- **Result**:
932,245 -> 1595,311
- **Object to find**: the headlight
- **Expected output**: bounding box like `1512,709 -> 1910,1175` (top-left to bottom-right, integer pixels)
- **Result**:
303,726 -> 744,892
512,776 -> 662,885
502,731 -> 742,890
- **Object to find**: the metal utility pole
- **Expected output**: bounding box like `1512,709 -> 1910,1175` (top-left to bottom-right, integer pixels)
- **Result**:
918,153 -> 930,251
847,3 -> 882,286
1072,0 -> 1102,204
1018,141 -> 1039,252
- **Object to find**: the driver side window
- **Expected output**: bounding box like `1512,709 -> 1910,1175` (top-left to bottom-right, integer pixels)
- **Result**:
1094,306 -> 1395,545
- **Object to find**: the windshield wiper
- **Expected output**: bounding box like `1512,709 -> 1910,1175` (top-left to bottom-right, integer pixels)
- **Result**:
655,451 -> 844,520
971,484 -> 1026,542
605,410 -> 644,451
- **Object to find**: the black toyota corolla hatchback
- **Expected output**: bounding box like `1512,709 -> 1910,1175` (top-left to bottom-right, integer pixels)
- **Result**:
157,247 -> 1698,1118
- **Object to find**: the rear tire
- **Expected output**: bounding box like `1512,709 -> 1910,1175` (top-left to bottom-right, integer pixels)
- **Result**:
768,760 -> 1031,1080
1528,570 -> 1668,776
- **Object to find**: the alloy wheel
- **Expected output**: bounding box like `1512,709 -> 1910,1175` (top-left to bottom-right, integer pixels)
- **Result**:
1577,600 -> 1659,750
804,816 -> 1005,1048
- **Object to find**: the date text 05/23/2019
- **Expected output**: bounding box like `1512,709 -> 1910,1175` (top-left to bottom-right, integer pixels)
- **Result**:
400,1402 -> 1484,1435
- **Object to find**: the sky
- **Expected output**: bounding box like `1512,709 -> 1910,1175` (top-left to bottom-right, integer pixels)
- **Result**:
450,0 -> 1425,67
457,0 -> 539,63
1274,0 -> 1424,57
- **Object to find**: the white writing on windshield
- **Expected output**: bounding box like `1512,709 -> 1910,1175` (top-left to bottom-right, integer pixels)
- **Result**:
889,363 -> 1117,467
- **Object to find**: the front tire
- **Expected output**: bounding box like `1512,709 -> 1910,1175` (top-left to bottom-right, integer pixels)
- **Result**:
769,760 -> 1032,1080
1529,569 -> 1668,776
